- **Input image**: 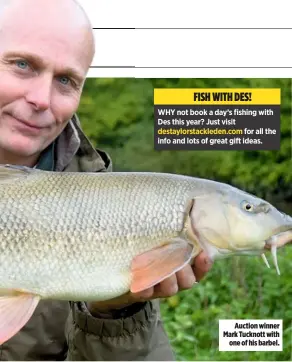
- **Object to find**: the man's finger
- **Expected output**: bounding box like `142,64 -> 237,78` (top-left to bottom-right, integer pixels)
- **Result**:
131,286 -> 154,301
192,251 -> 213,282
153,274 -> 178,297
176,264 -> 196,290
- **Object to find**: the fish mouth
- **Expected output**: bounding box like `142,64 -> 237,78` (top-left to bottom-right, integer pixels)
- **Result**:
263,227 -> 292,275
265,227 -> 292,248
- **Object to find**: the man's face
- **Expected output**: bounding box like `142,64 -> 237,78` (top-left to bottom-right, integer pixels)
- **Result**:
0,1 -> 94,159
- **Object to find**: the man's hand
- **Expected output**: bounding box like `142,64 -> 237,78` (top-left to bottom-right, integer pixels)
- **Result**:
87,251 -> 213,316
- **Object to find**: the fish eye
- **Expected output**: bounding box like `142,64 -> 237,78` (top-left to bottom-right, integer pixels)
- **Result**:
241,201 -> 254,212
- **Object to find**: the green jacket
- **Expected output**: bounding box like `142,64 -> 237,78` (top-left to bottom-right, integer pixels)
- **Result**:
0,115 -> 175,361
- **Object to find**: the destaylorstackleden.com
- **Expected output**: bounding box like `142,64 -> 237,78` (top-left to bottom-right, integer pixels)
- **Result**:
157,128 -> 243,136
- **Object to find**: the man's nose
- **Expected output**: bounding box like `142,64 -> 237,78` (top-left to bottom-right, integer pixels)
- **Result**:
25,75 -> 52,111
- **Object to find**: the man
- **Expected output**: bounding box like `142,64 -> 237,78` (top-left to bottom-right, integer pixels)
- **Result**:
0,0 -> 213,360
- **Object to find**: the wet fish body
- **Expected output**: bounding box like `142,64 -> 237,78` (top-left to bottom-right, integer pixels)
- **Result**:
0,168 -> 232,300
0,164 -> 291,343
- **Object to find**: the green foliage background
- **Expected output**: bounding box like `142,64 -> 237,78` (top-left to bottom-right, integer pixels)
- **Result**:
78,78 -> 292,361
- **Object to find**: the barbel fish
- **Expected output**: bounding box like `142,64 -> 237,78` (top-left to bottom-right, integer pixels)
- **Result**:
0,164 -> 291,344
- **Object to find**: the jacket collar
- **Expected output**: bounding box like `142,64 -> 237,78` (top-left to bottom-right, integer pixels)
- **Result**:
54,114 -> 109,172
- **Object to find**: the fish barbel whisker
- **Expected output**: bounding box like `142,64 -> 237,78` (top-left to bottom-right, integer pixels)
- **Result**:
261,253 -> 270,269
270,235 -> 280,275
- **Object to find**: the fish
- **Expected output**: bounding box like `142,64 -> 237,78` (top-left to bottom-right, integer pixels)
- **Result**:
0,163 -> 291,343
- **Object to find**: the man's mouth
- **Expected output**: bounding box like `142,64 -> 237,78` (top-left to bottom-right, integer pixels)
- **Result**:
6,113 -> 44,134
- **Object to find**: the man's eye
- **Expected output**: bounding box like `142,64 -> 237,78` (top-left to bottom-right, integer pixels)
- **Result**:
16,60 -> 28,69
59,76 -> 70,85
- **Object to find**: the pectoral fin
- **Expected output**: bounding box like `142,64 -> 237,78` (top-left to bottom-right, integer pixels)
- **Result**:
0,293 -> 40,344
130,238 -> 193,293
